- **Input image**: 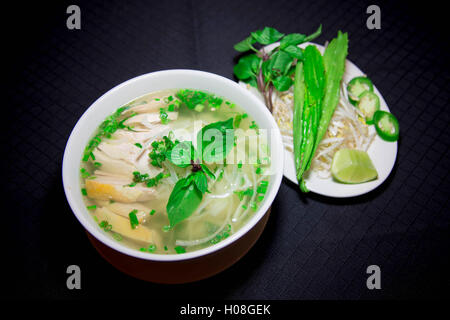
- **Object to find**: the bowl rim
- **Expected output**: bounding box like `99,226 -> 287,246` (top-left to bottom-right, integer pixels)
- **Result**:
62,69 -> 284,262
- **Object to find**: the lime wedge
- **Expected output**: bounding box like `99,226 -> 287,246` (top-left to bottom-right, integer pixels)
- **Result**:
331,149 -> 378,184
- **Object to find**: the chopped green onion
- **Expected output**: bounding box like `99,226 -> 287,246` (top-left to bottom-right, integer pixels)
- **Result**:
217,170 -> 224,181
80,168 -> 91,178
159,108 -> 169,124
112,233 -> 122,241
194,104 -> 205,112
87,205 -> 96,210
249,120 -> 259,133
81,188 -> 87,196
234,114 -> 242,127
133,171 -> 167,187
134,143 -> 143,148
129,209 -> 139,229
174,246 -> 186,254
257,183 -> 268,194
150,209 -> 156,216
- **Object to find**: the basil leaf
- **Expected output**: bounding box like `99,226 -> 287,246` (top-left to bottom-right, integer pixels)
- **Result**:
165,141 -> 194,168
273,75 -> 294,91
304,24 -> 322,43
251,27 -> 284,45
280,33 -> 306,49
234,35 -> 257,52
233,54 -> 261,80
283,45 -> 303,59
197,118 -> 234,163
200,164 -> 215,180
193,171 -> 208,194
166,176 -> 203,227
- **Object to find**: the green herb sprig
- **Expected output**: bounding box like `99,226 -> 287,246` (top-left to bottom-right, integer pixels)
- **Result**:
233,25 -> 322,111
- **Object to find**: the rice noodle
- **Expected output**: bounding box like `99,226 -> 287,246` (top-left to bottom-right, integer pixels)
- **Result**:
232,164 -> 260,222
175,204 -> 233,247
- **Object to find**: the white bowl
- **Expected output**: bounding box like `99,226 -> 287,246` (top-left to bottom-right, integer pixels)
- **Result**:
62,70 -> 284,273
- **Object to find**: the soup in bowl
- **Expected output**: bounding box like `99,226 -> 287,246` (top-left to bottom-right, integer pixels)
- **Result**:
63,70 -> 284,282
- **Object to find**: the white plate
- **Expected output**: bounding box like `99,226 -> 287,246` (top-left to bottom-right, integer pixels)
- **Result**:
239,42 -> 397,198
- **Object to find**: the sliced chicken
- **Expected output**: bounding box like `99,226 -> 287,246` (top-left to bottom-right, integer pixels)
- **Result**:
97,141 -> 144,164
126,100 -> 166,114
85,171 -> 157,203
123,112 -> 178,127
94,200 -> 148,223
93,207 -> 161,245
110,125 -> 169,145
92,149 -> 136,178
93,143 -> 163,178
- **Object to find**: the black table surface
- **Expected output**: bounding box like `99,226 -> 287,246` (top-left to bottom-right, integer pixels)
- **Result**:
4,0 -> 449,300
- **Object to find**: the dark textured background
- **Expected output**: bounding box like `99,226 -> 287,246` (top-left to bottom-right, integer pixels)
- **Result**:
4,0 -> 449,300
